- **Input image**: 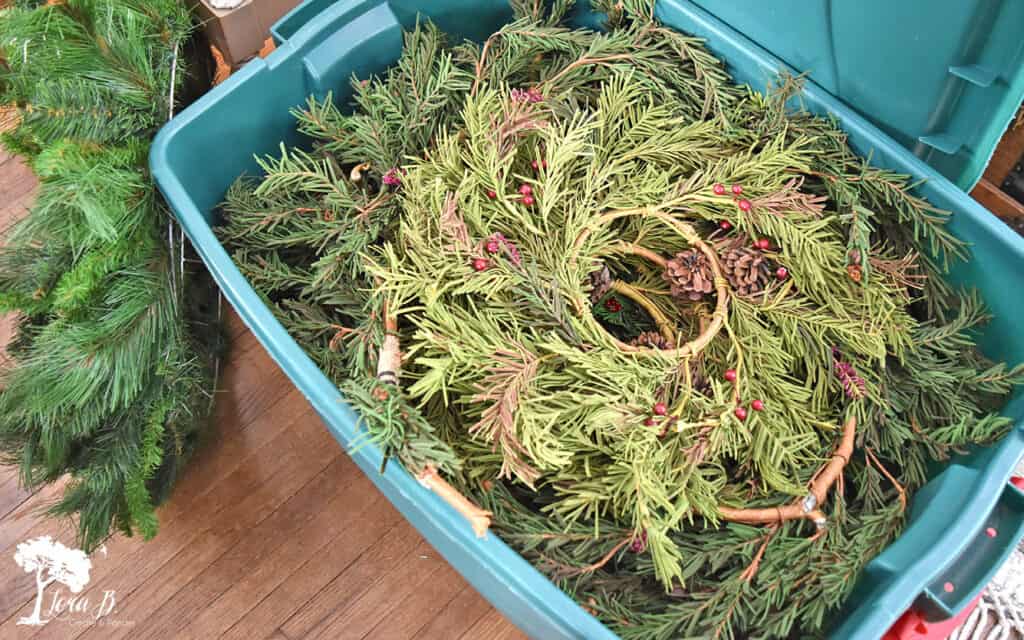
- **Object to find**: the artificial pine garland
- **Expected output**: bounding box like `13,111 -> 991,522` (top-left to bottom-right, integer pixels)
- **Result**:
0,0 -> 218,549
218,1 -> 1023,637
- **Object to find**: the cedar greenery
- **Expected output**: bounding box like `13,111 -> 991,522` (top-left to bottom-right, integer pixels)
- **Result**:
218,1 -> 1023,637
0,0 -> 217,550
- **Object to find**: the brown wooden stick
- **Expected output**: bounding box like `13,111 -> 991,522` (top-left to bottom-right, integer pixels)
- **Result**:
558,536 -> 631,578
543,53 -> 635,88
865,446 -> 907,512
417,467 -> 493,538
717,416 -> 857,528
376,310 -> 492,536
739,525 -> 778,582
613,241 -> 668,268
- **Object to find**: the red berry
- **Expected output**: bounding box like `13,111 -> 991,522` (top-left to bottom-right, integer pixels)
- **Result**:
737,199 -> 752,212
776,267 -> 788,280
630,530 -> 648,552
531,160 -> 539,170
518,184 -> 533,196
472,258 -> 489,272
542,160 -> 548,169
732,184 -> 743,195
653,402 -> 668,416
723,369 -> 737,382
751,399 -> 765,411
604,298 -> 622,312
756,238 -> 771,250
486,190 -> 497,199
485,240 -> 500,254
719,220 -> 733,231
713,183 -> 726,195
522,194 -> 535,206
734,406 -> 748,421
643,417 -> 656,427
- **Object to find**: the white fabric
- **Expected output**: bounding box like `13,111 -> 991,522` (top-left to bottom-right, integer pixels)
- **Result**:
208,0 -> 246,9
950,458 -> 1024,640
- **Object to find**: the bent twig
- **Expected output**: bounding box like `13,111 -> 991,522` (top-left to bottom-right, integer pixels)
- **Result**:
717,416 -> 857,529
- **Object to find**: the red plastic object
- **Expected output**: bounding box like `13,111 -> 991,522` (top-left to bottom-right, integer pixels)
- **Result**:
882,593 -> 982,640
884,476 -> 1023,639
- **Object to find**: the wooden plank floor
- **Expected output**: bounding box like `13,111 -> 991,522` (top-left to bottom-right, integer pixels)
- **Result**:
0,153 -> 528,639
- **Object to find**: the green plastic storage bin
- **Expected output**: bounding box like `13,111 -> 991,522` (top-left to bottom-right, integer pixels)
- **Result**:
690,0 -> 1024,192
150,1 -> 1024,638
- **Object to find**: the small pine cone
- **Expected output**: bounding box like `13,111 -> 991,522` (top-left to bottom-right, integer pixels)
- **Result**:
664,249 -> 714,303
630,330 -> 675,350
722,247 -> 771,296
589,264 -> 613,303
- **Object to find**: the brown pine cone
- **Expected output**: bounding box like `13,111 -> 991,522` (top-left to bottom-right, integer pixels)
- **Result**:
589,264 -> 613,303
630,330 -> 675,350
664,249 -> 714,302
722,247 -> 771,296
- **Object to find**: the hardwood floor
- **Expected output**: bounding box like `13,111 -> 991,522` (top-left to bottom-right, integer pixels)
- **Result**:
0,154 -> 528,638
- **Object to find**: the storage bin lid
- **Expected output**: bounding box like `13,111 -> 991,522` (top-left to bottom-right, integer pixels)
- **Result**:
691,0 -> 1024,190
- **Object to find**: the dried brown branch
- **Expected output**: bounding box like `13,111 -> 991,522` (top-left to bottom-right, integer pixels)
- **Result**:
491,99 -> 547,162
355,191 -> 393,223
555,537 -> 631,579
718,416 -> 857,527
471,36 -> 495,96
739,525 -> 779,582
469,345 -> 544,486
865,446 -> 907,512
543,53 -> 634,88
439,191 -> 473,253
748,176 -> 827,218
868,251 -> 927,290
417,467 -> 493,538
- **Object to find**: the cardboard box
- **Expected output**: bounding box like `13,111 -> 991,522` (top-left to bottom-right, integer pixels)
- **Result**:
192,0 -> 301,68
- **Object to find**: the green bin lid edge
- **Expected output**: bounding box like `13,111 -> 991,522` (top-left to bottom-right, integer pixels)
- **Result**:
691,0 -> 1024,191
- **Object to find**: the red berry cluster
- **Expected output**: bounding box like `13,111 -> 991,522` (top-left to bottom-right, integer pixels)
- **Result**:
713,182 -> 753,232
487,183 -> 537,206
722,368 -> 765,421
712,183 -> 751,212
473,232 -> 523,273
519,183 -> 535,206
603,297 -> 622,313
712,182 -> 790,283
629,529 -> 648,553
643,401 -> 673,433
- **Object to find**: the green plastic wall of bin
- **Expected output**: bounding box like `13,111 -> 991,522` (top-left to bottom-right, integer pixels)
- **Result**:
691,0 -> 1024,191
150,1 -> 1024,638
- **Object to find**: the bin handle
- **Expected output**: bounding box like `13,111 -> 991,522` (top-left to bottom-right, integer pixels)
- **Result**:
882,476 -> 1024,639
271,0 -> 382,45
914,475 -> 1024,621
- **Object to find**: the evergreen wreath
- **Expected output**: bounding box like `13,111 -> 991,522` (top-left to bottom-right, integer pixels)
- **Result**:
218,1 -> 1023,636
0,0 -> 219,550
